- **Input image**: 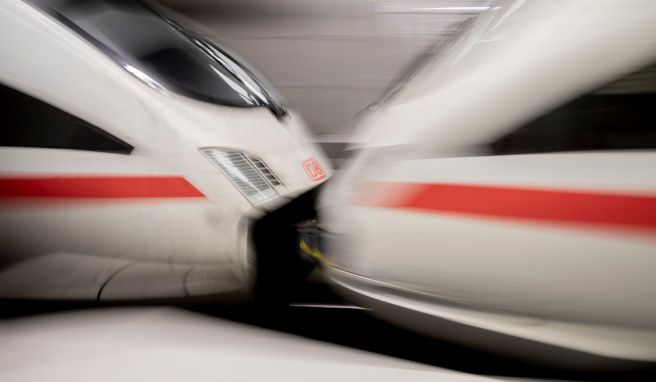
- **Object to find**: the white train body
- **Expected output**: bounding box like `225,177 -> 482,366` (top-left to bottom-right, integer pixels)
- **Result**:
320,0 -> 656,363
0,0 -> 330,301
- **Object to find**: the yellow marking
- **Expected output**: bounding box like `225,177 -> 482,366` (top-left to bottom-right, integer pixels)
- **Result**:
299,240 -> 322,260
299,239 -> 336,267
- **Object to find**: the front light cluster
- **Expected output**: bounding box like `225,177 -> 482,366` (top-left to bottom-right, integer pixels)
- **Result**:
201,148 -> 284,205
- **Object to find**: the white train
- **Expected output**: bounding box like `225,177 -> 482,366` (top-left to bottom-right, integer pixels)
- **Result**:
0,0 -> 330,302
320,0 -> 656,364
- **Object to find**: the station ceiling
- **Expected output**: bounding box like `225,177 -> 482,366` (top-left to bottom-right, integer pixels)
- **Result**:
156,0 -> 489,140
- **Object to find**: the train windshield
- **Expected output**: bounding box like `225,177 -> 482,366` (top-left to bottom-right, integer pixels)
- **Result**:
29,0 -> 286,117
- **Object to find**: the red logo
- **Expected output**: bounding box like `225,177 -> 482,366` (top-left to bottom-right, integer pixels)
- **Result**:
302,158 -> 326,181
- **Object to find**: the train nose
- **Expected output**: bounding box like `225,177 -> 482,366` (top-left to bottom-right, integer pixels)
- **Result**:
316,185 -> 364,273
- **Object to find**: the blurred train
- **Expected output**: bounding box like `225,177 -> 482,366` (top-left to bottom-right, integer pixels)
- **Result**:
0,0 -> 330,302
319,0 -> 656,365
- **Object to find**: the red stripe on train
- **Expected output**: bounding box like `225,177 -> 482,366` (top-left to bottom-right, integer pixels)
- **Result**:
0,176 -> 205,199
360,182 -> 656,231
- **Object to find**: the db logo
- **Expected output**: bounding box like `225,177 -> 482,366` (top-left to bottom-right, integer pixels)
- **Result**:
302,158 -> 326,181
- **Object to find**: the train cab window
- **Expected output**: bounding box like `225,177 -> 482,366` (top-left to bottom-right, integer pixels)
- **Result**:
0,84 -> 132,154
29,0 -> 286,117
490,62 -> 656,155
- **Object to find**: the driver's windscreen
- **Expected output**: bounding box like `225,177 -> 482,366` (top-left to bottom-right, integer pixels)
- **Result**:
30,0 -> 277,109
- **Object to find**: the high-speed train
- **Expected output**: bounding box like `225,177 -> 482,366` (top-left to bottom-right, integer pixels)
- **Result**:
0,0 -> 330,302
319,0 -> 656,365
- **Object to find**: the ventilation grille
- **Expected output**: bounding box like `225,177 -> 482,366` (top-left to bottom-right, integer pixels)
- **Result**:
201,148 -> 284,205
247,155 -> 282,186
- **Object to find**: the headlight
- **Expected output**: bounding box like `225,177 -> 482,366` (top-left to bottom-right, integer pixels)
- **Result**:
200,148 -> 283,205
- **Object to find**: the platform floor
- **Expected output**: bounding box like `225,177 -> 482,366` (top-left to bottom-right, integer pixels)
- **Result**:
2,292 -> 655,382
